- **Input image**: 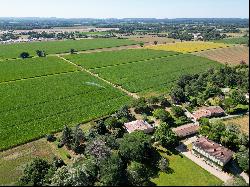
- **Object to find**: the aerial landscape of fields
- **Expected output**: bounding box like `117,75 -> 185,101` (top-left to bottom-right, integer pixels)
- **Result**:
0,0 -> 249,186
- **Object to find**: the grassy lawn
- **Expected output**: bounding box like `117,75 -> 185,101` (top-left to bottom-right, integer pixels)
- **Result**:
0,121 -> 94,186
151,149 -> 223,186
0,138 -> 75,186
0,139 -> 57,185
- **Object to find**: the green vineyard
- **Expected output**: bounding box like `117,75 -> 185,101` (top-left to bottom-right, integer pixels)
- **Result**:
0,56 -> 78,83
0,38 -> 138,59
0,71 -> 132,150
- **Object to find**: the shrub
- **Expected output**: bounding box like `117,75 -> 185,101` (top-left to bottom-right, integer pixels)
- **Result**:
20,52 -> 30,59
66,153 -> 72,159
46,134 -> 56,142
57,142 -> 64,148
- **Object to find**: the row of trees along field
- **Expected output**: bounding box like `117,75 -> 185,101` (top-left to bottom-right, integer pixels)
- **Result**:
19,49 -> 78,58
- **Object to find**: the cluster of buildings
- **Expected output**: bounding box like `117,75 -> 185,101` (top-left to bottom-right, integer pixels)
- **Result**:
122,105 -> 234,170
0,38 -> 57,44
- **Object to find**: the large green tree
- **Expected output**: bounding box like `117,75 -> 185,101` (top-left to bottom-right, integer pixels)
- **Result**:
126,161 -> 151,186
154,123 -> 178,147
51,157 -> 97,186
99,153 -> 126,186
153,109 -> 174,124
20,158 -> 52,186
235,146 -> 249,173
119,131 -> 152,163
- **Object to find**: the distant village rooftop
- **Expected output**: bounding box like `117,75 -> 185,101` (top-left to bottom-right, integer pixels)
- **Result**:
172,123 -> 199,138
192,137 -> 234,167
192,106 -> 225,121
124,120 -> 154,134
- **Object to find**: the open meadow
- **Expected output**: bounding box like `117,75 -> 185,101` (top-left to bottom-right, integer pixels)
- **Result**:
146,41 -> 229,53
0,139 -> 59,185
0,38 -> 138,59
194,45 -> 249,65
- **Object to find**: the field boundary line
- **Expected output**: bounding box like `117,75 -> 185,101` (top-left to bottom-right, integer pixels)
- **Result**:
89,53 -> 183,70
57,55 -> 140,99
0,44 -> 140,61
0,70 -> 80,85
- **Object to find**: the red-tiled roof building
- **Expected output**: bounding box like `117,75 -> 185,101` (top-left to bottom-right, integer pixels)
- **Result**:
124,120 -> 154,134
172,123 -> 199,138
192,137 -> 234,169
192,106 -> 225,121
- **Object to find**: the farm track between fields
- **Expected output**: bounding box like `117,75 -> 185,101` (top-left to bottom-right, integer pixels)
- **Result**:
89,53 -> 183,70
57,55 -> 140,99
0,70 -> 81,85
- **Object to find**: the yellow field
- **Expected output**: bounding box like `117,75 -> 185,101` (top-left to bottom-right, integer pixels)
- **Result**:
146,41 -> 229,53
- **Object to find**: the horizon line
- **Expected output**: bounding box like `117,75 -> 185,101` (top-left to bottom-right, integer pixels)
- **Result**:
0,17 -> 249,19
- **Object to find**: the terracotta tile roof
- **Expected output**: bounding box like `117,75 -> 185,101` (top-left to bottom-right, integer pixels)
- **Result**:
193,137 -> 234,165
172,123 -> 199,138
124,120 -> 154,134
192,106 -> 225,120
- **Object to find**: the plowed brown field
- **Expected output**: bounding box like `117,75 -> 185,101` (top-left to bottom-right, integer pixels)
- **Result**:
194,45 -> 249,65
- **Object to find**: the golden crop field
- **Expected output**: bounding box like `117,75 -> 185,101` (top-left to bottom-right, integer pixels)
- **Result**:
146,41 -> 229,53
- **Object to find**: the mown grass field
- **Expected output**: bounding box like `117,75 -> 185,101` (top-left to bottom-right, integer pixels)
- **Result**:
194,45 -> 249,65
151,151 -> 223,186
214,37 -> 249,45
146,41 -> 229,53
65,49 -> 179,69
90,54 -> 222,96
0,71 -> 132,150
0,56 -> 78,83
0,38 -> 138,59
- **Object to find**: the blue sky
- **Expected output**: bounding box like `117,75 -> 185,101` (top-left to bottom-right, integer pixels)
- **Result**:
0,0 -> 248,18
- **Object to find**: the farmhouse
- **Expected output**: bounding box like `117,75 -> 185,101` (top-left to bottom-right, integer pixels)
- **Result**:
172,123 -> 199,138
192,137 -> 234,170
124,120 -> 154,134
192,106 -> 225,121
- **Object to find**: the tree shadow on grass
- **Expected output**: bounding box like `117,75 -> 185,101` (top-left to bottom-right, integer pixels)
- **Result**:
162,167 -> 175,175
